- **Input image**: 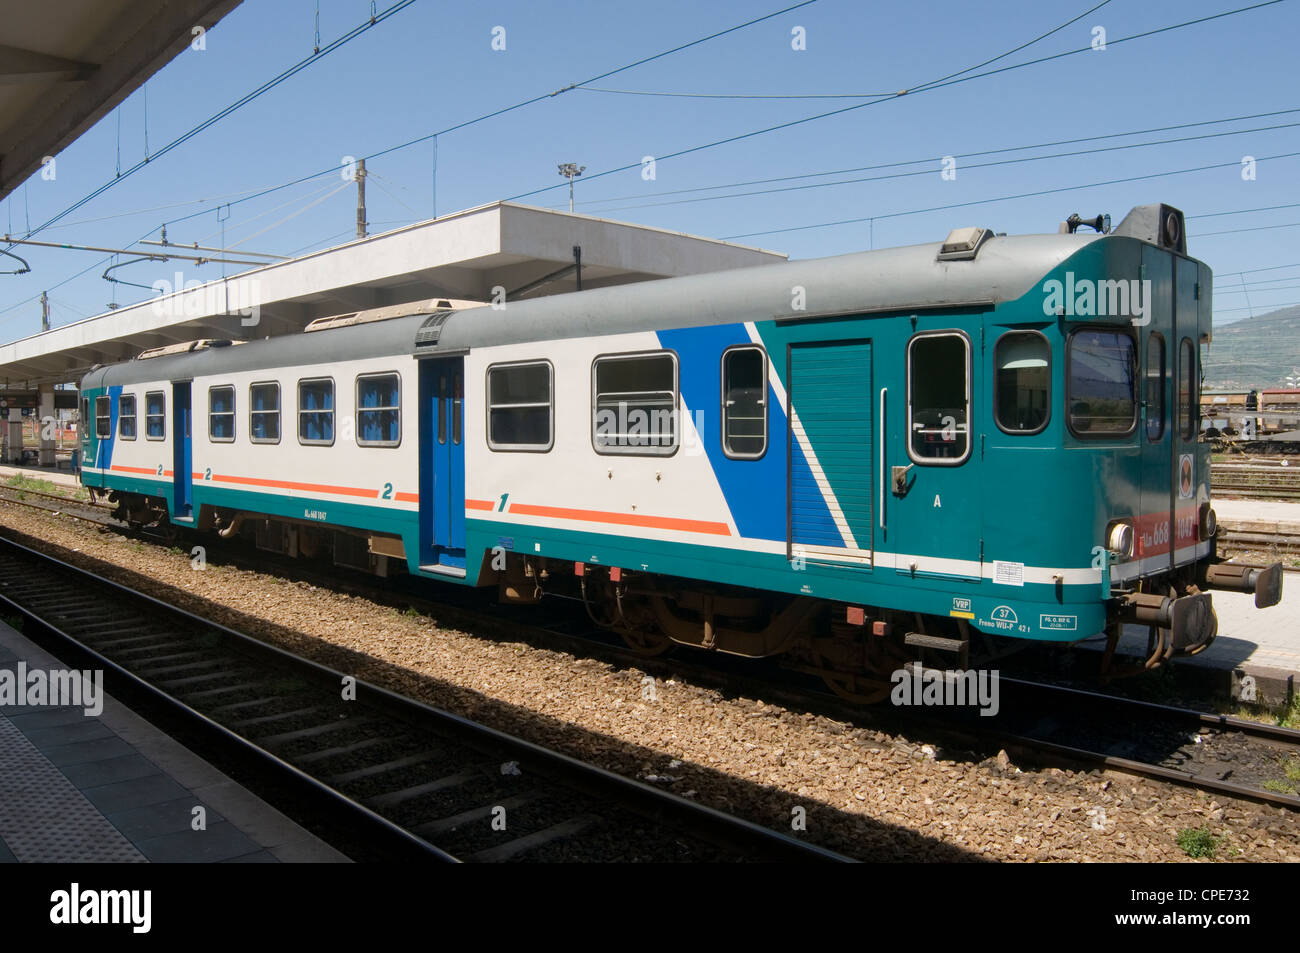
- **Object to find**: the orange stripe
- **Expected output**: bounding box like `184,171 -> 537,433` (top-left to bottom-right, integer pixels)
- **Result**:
465,499 -> 495,511
110,465 -> 158,475
212,473 -> 379,499
163,469 -> 174,477
394,492 -> 419,503
508,502 -> 731,536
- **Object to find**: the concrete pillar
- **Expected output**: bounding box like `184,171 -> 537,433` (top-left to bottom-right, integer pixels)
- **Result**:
7,409 -> 22,465
38,385 -> 55,467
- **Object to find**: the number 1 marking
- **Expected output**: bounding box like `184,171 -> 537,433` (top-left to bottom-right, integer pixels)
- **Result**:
498,493 -> 509,512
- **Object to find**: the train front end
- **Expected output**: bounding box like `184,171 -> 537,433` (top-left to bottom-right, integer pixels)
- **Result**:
1048,204 -> 1281,666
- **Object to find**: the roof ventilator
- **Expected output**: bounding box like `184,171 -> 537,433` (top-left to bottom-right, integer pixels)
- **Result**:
936,226 -> 992,262
136,339 -> 240,360
413,310 -> 457,354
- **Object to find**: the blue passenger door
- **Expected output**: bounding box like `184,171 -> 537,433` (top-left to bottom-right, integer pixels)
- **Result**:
172,381 -> 193,521
419,357 -> 466,574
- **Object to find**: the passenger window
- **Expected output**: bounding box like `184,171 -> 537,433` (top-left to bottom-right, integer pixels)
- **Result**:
298,378 -> 335,445
994,332 -> 1049,434
452,373 -> 463,446
209,386 -> 235,442
80,398 -> 89,434
487,361 -> 553,451
357,373 -> 401,447
592,352 -> 678,455
94,397 -> 111,438
907,332 -> 970,463
1067,329 -> 1137,436
1178,338 -> 1196,439
1146,334 -> 1165,441
145,392 -> 165,440
118,395 -> 137,440
250,383 -> 280,444
722,346 -> 768,458
437,372 -> 447,445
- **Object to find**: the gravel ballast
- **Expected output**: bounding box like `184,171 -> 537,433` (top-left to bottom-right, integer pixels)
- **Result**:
3,501 -> 1296,862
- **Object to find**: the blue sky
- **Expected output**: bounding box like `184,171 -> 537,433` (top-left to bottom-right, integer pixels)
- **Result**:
2,0 -> 1297,338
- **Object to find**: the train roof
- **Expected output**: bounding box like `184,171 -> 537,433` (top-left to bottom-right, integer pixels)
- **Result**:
82,205 -> 1189,390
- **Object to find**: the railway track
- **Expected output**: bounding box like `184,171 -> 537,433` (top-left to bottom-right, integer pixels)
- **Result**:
0,534 -> 850,863
968,678 -> 1300,812
1211,462 -> 1300,500
2,490 -> 1297,844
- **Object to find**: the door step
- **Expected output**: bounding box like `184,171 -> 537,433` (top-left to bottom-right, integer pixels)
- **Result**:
420,563 -> 466,578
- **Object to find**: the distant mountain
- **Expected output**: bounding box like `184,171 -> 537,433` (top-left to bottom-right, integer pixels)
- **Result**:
1204,304 -> 1300,391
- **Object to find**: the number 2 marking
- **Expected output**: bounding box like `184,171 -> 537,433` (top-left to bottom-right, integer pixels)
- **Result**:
382,483 -> 393,500
498,493 -> 509,512
204,467 -> 212,481
157,464 -> 163,476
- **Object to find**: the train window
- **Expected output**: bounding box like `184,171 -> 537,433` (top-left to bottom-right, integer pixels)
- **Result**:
1146,334 -> 1165,441
118,395 -> 137,440
208,386 -> 235,443
250,382 -> 280,444
145,392 -> 165,440
907,332 -> 970,464
437,372 -> 447,445
94,396 -> 111,439
1066,329 -> 1137,437
357,373 -> 401,448
994,332 -> 1049,434
298,378 -> 335,446
1178,338 -> 1196,439
452,372 -> 463,446
487,361 -> 553,451
592,352 -> 679,455
80,398 -> 89,433
722,346 -> 768,458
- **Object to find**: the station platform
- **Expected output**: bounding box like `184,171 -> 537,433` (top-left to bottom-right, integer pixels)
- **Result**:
0,621 -> 348,863
0,462 -> 80,489
1214,497 -> 1300,532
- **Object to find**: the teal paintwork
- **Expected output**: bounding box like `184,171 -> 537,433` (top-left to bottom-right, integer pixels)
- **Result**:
81,234 -> 1210,646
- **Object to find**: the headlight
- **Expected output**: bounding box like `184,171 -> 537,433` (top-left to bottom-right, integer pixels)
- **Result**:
1200,503 -> 1217,539
1107,521 -> 1135,558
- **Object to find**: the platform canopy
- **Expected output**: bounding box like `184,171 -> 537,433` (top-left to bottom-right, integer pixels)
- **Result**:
0,0 -> 243,202
0,202 -> 787,386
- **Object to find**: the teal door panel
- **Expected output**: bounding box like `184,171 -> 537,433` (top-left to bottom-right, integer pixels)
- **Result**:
787,340 -> 873,562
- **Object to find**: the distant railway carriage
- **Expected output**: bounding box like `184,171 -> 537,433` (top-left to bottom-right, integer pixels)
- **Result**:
78,203 -> 1282,700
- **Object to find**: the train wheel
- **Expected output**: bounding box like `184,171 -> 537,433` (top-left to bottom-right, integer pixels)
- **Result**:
616,625 -> 675,657
821,670 -> 892,705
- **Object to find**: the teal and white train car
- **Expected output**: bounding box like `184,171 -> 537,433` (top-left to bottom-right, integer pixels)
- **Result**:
78,203 -> 1281,698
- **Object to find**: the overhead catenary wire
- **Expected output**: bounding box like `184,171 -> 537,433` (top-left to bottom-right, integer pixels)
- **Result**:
578,0 -> 1114,101
719,149 -> 1300,240
505,0 -> 1289,204
1194,221 -> 1300,237
224,180 -> 354,249
0,0 -> 827,324
564,106 -> 1300,210
560,120 -> 1300,215
156,0 -> 823,235
3,0 -> 418,253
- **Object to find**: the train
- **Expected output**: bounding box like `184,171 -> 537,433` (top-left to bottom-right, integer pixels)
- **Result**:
76,202 -> 1282,701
